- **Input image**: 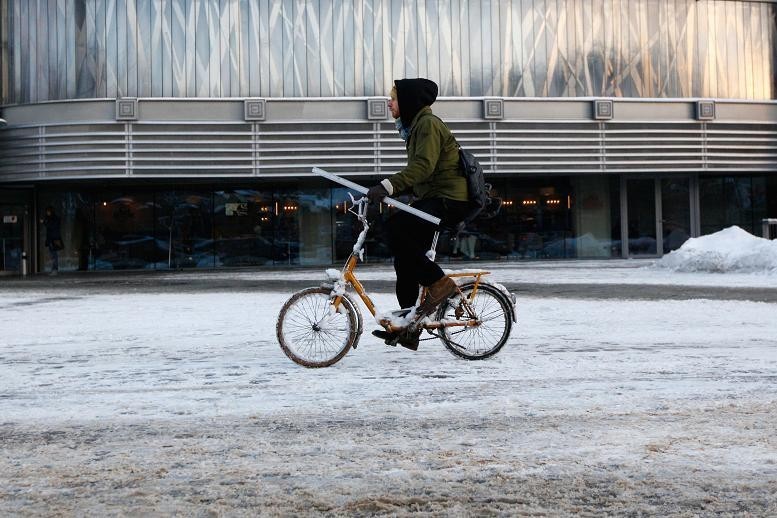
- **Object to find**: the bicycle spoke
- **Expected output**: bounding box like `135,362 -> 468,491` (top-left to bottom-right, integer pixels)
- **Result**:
277,288 -> 357,367
436,284 -> 511,359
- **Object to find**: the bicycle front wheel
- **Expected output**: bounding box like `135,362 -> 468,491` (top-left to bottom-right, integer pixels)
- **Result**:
276,287 -> 359,368
435,282 -> 513,360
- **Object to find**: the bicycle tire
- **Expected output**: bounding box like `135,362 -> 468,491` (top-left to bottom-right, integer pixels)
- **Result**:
435,282 -> 513,360
276,287 -> 359,368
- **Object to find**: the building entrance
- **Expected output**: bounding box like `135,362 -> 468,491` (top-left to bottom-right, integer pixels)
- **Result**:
0,204 -> 27,274
623,176 -> 694,258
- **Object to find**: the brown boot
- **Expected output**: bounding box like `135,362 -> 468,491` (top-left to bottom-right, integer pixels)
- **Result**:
416,276 -> 457,318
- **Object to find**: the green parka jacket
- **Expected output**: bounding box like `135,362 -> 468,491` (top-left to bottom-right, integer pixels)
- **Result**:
386,107 -> 468,202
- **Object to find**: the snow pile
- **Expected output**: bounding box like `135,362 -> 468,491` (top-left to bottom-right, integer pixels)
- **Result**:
655,226 -> 777,274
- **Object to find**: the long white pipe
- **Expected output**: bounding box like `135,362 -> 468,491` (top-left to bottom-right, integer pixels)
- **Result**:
313,167 -> 441,226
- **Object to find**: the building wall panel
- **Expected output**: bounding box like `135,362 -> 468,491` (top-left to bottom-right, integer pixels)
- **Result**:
1,98 -> 774,183
2,0 -> 776,104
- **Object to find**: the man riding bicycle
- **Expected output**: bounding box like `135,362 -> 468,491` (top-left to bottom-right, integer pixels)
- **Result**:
366,78 -> 471,350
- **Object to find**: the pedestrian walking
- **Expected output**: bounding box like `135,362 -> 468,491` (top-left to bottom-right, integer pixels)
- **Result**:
41,206 -> 63,275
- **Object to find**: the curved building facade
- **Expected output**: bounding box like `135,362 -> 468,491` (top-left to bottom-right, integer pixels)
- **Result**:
1,0 -> 776,274
2,0 -> 777,102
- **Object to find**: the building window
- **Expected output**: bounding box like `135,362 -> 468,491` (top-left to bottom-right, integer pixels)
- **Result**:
700,176 -> 768,236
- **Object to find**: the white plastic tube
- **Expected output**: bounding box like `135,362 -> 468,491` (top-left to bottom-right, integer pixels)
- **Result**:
313,167 -> 441,226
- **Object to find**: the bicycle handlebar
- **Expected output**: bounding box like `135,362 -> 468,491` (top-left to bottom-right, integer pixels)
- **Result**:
312,167 -> 441,226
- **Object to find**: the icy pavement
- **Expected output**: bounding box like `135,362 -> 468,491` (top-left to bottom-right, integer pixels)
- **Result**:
2,272 -> 777,514
152,259 -> 777,288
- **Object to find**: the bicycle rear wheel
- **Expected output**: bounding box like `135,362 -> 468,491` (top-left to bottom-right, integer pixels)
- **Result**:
276,287 -> 359,368
435,282 -> 512,360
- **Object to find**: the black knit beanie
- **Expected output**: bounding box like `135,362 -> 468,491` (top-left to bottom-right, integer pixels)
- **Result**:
395,78 -> 438,127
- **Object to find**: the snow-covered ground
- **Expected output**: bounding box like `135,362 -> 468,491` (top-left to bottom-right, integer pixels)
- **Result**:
2,259 -> 777,514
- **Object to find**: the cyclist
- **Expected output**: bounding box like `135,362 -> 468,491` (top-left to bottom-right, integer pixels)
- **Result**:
366,78 -> 470,350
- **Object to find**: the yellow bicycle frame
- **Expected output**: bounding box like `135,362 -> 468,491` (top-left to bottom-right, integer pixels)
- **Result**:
332,252 -> 491,333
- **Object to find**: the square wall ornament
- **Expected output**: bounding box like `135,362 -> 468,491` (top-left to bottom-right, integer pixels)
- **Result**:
367,98 -> 388,120
593,99 -> 613,120
483,98 -> 504,119
115,98 -> 138,120
244,98 -> 266,121
696,100 -> 715,120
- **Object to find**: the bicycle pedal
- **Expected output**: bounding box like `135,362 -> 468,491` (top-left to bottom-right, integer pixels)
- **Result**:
372,329 -> 399,346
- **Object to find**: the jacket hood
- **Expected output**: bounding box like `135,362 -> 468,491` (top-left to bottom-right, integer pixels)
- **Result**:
395,78 -> 438,127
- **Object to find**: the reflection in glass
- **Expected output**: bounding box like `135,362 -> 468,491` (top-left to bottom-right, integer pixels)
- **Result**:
94,192 -> 157,270
661,178 -> 691,253
571,176 -> 620,258
473,178 -> 575,260
627,178 -> 657,255
699,175 -> 767,236
278,188 -> 333,266
36,191 -> 95,272
273,192 -> 301,265
155,191 -> 213,269
214,189 -> 274,267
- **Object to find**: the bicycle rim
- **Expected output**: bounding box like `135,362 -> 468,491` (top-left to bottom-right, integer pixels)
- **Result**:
436,282 -> 512,360
276,287 -> 357,367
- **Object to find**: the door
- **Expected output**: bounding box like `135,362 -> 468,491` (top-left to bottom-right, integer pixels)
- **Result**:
625,178 -> 658,256
660,178 -> 691,253
0,205 -> 26,274
623,176 -> 692,258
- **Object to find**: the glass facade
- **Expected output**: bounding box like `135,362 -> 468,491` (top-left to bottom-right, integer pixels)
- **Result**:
23,172 -> 777,272
699,174 -> 777,237
2,0 -> 776,104
35,183 -> 336,271
214,189 -> 275,267
33,176 -> 628,271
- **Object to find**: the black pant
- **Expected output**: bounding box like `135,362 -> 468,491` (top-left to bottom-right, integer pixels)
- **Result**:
385,197 -> 471,308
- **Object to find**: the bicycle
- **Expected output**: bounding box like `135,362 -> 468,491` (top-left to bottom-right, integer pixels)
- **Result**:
275,168 -> 516,368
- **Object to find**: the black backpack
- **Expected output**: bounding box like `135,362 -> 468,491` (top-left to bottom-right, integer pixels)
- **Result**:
457,147 -> 490,223
426,113 -> 501,224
